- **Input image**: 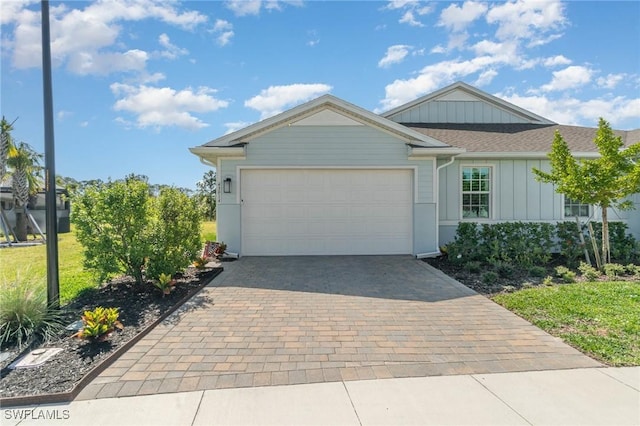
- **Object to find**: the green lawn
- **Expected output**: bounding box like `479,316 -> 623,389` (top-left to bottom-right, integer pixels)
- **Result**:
493,281 -> 640,366
0,221 -> 217,305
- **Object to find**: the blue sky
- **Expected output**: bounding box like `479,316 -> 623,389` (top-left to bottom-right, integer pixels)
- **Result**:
2,0 -> 639,189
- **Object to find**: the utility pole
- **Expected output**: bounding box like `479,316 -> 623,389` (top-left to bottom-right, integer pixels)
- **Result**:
41,0 -> 60,308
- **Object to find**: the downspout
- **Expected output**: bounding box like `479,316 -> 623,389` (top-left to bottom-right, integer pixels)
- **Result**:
198,157 -> 216,168
416,156 -> 457,259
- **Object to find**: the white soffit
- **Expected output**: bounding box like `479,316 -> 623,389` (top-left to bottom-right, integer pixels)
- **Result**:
291,109 -> 364,126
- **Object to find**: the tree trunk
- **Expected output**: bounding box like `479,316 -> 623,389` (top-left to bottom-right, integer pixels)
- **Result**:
602,206 -> 610,264
14,206 -> 28,241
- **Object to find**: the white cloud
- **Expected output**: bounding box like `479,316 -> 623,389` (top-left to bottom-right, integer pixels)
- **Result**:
158,33 -> 188,59
597,73 -> 626,90
79,121 -> 89,127
430,45 -> 446,54
385,0 -> 433,27
211,19 -> 234,46
543,55 -> 572,67
438,1 -> 487,32
378,45 -> 412,68
3,0 -> 207,75
486,0 -> 566,45
110,83 -> 229,130
474,69 -> 498,87
225,0 -> 303,17
496,92 -> 640,129
224,121 -> 253,135
57,110 -> 72,121
245,83 -> 332,119
541,65 -> 593,92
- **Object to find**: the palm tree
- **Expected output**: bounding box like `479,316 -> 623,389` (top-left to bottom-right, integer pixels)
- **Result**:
0,116 -> 15,180
7,142 -> 43,241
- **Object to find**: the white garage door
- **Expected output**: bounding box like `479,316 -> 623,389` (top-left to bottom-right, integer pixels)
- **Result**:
241,169 -> 413,255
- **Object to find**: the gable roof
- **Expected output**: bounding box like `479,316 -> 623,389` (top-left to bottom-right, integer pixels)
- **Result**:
383,81 -> 555,125
198,94 -> 451,148
407,123 -> 640,156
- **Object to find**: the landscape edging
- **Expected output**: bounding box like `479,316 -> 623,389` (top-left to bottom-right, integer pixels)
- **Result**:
0,267 -> 223,408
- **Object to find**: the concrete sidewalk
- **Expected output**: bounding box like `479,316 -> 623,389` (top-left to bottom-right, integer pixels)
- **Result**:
3,367 -> 638,426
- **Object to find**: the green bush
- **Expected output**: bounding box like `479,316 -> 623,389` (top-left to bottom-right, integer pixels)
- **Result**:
590,222 -> 639,264
556,221 -> 587,267
72,176 -> 151,283
446,223 -> 482,264
72,176 -> 203,284
463,261 -> 482,273
528,265 -> 547,278
482,271 -> 499,284
491,260 -> 516,278
603,263 -> 626,278
626,263 -> 640,277
0,273 -> 63,349
578,262 -> 600,281
555,266 -> 577,283
146,188 -> 203,280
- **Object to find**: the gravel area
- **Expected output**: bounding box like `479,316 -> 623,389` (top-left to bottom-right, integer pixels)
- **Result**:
0,267 -> 220,399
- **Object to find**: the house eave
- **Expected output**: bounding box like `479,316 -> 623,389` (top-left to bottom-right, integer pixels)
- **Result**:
189,146 -> 246,165
408,147 -> 466,158
456,151 -> 601,159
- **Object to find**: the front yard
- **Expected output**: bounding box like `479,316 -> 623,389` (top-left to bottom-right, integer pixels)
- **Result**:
493,281 -> 640,366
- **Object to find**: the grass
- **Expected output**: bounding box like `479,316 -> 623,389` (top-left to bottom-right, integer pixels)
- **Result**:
201,220 -> 217,242
0,230 -> 97,305
493,281 -> 640,366
0,221 -> 217,306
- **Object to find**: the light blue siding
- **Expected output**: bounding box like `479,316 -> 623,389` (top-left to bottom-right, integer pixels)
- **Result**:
414,203 -> 438,253
437,158 -> 640,245
217,125 -> 436,255
388,101 -> 530,124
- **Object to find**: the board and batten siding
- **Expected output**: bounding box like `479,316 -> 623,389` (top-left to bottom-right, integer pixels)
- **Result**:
438,159 -> 640,245
216,125 -> 438,255
387,101 -> 530,124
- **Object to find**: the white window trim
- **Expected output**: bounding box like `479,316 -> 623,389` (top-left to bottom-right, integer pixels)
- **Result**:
562,195 -> 592,219
460,164 -> 495,221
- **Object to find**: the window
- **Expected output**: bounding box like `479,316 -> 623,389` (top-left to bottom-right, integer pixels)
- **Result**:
564,197 -> 590,217
462,166 -> 491,219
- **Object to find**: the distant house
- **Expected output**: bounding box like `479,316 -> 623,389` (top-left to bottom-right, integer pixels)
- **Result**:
0,176 -> 71,235
190,81 -> 640,257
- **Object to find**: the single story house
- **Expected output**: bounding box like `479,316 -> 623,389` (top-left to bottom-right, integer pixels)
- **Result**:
190,82 -> 640,257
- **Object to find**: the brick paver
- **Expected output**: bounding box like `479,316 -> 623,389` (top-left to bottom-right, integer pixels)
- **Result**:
76,256 -> 600,400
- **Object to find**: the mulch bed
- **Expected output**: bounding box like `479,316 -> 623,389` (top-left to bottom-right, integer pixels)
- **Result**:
0,267 -> 221,400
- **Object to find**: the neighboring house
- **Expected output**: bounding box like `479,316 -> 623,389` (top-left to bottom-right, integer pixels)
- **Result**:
0,176 -> 71,235
190,82 -> 640,257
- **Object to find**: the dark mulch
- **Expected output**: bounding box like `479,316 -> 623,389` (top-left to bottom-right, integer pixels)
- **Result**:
0,268 -> 219,399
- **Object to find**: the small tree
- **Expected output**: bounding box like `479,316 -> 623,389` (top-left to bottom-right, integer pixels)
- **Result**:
72,176 -> 151,283
196,170 -> 216,221
533,118 -> 640,264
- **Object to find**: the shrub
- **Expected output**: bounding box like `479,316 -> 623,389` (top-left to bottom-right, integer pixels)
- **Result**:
528,265 -> 547,278
464,261 -> 482,273
603,263 -> 626,278
556,221 -> 587,267
626,264 -> 640,277
153,273 -> 176,296
146,188 -> 203,280
578,262 -> 600,281
591,222 -> 639,264
542,275 -> 555,286
555,266 -> 577,283
446,223 -> 482,265
492,260 -> 516,278
482,271 -> 499,284
73,306 -> 123,341
72,176 -> 151,284
193,256 -> 208,270
73,176 -> 203,283
0,273 -> 63,349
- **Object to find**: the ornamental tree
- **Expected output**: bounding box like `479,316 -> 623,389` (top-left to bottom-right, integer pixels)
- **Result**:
533,118 -> 640,264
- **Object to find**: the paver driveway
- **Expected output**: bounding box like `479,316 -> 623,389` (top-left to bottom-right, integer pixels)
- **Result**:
78,256 -> 599,400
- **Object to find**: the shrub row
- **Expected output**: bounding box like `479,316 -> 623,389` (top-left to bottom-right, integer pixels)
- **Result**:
446,221 -> 639,268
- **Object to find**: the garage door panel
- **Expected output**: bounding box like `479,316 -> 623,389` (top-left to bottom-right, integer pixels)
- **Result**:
241,169 -> 413,255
